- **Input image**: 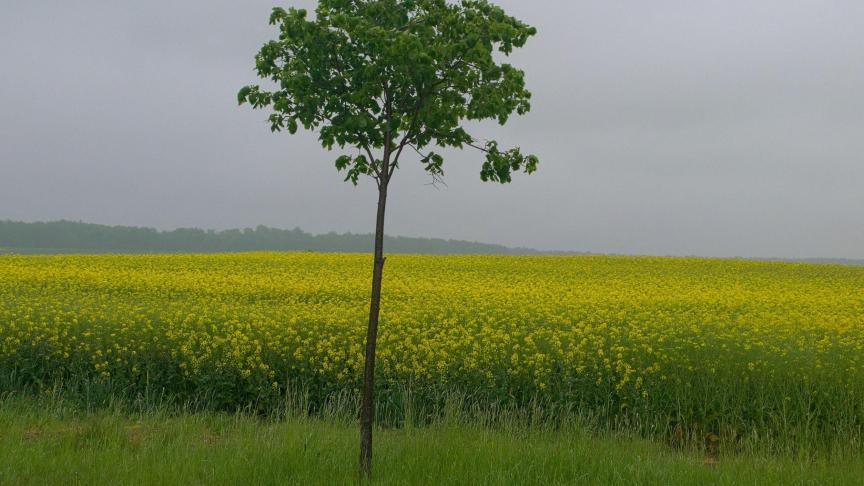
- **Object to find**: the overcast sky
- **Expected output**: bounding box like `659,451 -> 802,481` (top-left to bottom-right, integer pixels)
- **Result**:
1,1 -> 862,259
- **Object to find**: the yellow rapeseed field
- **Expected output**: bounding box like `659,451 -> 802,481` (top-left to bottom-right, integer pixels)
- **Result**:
1,253 -> 863,442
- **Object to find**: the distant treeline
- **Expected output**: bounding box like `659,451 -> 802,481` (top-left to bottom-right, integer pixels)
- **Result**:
0,220 -> 539,255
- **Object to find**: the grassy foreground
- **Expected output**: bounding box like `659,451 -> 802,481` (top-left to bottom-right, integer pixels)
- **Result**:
0,398 -> 861,485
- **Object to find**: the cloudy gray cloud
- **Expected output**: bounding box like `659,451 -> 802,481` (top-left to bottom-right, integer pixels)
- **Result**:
1,0 -> 862,258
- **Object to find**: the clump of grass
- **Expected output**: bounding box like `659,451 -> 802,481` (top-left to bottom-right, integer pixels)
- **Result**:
1,395 -> 863,485
2,378 -> 861,462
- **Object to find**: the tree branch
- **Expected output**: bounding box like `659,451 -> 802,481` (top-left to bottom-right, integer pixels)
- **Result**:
464,140 -> 490,153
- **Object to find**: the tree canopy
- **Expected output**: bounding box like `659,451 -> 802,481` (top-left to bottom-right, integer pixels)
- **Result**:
238,0 -> 539,186
0,220 -> 535,255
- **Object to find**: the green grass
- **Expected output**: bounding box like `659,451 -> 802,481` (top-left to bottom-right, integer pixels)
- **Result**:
0,397 -> 861,485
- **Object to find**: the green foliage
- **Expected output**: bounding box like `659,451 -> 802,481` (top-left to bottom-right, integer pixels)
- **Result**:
3,398 -> 864,485
238,0 -> 538,185
0,220 -> 533,254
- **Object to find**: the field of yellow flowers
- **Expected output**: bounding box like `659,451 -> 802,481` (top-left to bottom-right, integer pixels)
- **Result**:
2,253 -> 863,448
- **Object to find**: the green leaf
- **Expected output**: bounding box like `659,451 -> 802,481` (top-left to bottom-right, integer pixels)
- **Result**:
237,86 -> 252,105
238,0 -> 539,186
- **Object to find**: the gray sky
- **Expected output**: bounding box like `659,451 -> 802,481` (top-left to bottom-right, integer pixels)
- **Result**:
1,1 -> 862,259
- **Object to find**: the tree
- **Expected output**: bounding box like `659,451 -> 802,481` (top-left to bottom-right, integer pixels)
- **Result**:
238,0 -> 538,477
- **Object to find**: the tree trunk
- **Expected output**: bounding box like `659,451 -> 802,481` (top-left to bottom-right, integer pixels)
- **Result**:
359,181 -> 388,478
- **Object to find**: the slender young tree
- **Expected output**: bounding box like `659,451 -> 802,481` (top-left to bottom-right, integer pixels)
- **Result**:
239,0 -> 538,477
